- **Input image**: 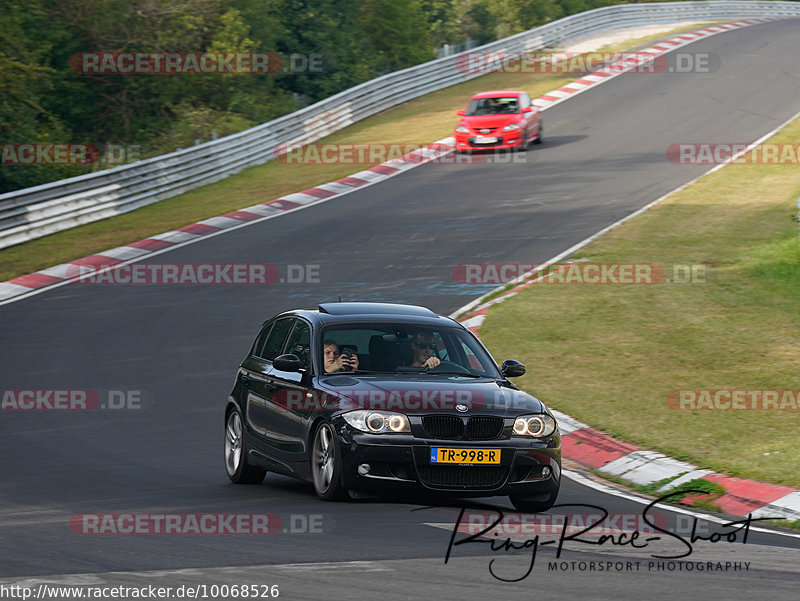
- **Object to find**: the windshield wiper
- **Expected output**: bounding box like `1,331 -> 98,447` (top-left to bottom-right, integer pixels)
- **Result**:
420,371 -> 485,378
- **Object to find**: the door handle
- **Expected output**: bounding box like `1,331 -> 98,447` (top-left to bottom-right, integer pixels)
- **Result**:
241,372 -> 251,383
266,381 -> 278,391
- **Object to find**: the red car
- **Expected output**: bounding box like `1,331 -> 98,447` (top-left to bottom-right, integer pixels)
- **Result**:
454,90 -> 542,152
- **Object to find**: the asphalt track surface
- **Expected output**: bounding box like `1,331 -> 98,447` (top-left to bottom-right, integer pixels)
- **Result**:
2,19 -> 800,599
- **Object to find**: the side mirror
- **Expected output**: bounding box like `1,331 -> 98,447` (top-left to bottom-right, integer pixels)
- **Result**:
273,354 -> 302,372
456,109 -> 466,116
522,107 -> 533,113
501,359 -> 526,378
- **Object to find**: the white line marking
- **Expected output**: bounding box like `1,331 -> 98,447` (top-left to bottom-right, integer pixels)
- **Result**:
93,245 -> 151,261
149,230 -> 200,244
280,192 -> 322,204
315,181 -> 357,194
598,451 -> 699,486
563,470 -> 800,539
0,20 -> 781,310
0,561 -> 394,586
521,20 -> 769,112
37,264 -> 75,279
239,203 -> 284,216
450,104 -> 800,319
0,282 -> 33,301
196,215 -> 242,229
0,138 -> 454,306
549,409 -> 589,434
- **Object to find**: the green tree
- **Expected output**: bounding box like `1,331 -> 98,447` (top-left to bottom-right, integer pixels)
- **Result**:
419,0 -> 462,47
0,0 -> 80,192
357,0 -> 434,73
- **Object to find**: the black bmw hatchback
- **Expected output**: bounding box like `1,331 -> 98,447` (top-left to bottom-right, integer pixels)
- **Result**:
224,302 -> 561,512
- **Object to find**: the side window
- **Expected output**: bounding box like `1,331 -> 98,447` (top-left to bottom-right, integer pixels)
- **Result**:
284,320 -> 311,369
445,334 -> 481,371
261,319 -> 294,361
251,323 -> 273,358
435,334 -> 450,362
521,94 -> 530,109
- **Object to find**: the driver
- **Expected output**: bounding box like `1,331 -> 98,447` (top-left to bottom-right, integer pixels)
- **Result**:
410,330 -> 441,370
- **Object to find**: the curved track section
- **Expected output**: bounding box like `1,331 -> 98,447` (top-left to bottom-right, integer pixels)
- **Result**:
2,19 -> 799,596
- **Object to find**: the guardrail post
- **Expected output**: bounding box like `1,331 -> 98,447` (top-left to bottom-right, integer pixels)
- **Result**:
797,196 -> 800,251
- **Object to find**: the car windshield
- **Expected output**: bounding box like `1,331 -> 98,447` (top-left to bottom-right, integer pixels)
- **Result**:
320,323 -> 501,377
466,97 -> 519,115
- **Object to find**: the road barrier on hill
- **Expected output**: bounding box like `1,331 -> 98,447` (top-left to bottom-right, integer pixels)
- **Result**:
2,1 -> 799,250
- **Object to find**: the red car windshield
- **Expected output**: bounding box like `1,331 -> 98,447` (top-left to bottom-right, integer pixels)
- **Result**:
466,97 -> 519,115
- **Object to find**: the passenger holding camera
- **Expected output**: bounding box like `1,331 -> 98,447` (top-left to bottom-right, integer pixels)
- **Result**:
323,339 -> 360,373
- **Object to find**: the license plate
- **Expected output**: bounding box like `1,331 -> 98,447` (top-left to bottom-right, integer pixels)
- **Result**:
473,136 -> 498,144
430,447 -> 501,464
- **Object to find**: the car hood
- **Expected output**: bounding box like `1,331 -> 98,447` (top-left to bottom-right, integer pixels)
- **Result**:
458,114 -> 522,130
315,375 -> 546,416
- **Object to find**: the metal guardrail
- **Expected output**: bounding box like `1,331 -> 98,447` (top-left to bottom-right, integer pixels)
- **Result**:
2,1 -> 799,250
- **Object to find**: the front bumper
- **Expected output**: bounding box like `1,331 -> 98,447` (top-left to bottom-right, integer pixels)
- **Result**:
454,133 -> 524,151
332,417 -> 561,498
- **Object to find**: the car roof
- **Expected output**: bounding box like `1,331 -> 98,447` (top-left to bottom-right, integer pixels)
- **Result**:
470,90 -> 524,99
270,302 -> 462,329
318,302 -> 436,317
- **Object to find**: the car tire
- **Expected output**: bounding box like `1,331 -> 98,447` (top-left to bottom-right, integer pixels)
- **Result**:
509,491 -> 557,513
533,121 -> 543,145
311,423 -> 347,501
225,407 -> 266,484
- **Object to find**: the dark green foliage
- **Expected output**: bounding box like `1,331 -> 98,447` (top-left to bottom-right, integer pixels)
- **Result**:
5,0 -> 788,192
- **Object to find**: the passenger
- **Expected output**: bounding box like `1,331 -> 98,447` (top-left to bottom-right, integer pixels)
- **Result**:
323,339 -> 359,373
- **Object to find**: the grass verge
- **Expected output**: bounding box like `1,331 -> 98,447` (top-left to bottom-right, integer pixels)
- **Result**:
593,471 -> 800,530
479,116 -> 800,487
0,22 -> 719,281
597,473 -> 727,514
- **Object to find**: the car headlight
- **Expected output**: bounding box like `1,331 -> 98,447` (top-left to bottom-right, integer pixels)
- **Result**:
342,410 -> 410,434
512,414 -> 557,437
503,123 -> 521,131
455,126 -> 470,133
